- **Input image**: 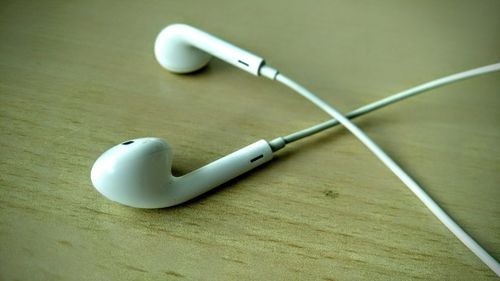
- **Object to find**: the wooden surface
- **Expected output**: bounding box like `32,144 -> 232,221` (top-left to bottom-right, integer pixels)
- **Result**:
1,0 -> 499,280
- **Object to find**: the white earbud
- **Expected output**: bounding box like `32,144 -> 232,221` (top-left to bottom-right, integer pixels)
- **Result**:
91,138 -> 272,208
154,23 -> 266,75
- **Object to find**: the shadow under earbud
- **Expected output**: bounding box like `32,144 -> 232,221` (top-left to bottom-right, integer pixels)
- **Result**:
166,58 -> 234,79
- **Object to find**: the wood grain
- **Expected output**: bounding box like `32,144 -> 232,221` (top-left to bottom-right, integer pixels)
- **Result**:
0,0 -> 499,280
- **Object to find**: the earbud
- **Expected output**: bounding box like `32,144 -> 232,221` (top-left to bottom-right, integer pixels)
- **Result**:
154,23 -> 267,75
91,138 -> 273,208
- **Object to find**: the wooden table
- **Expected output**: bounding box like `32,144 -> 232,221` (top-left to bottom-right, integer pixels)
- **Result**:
1,0 -> 499,280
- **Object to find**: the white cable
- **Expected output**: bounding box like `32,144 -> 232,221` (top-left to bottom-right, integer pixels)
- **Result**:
278,63 -> 500,145
264,66 -> 500,276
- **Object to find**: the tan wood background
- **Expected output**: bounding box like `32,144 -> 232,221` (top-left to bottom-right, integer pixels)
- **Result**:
1,0 -> 499,280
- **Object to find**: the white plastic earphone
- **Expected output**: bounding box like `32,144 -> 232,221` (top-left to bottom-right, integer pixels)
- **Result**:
154,24 -> 264,75
91,24 -> 276,209
90,23 -> 500,274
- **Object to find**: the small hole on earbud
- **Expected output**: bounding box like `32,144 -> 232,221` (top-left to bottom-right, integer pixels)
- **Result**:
122,141 -> 134,145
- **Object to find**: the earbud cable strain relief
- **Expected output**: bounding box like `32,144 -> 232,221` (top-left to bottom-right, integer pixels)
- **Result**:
268,137 -> 286,152
259,64 -> 279,80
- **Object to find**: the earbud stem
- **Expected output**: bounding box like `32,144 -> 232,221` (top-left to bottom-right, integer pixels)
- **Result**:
170,140 -> 273,206
175,24 -> 265,75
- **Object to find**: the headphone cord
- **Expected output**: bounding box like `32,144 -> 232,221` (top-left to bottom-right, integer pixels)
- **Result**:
269,63 -> 500,150
261,63 -> 500,276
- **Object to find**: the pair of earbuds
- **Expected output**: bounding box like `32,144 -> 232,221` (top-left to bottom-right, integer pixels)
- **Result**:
91,24 -> 280,208
90,24 -> 500,275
